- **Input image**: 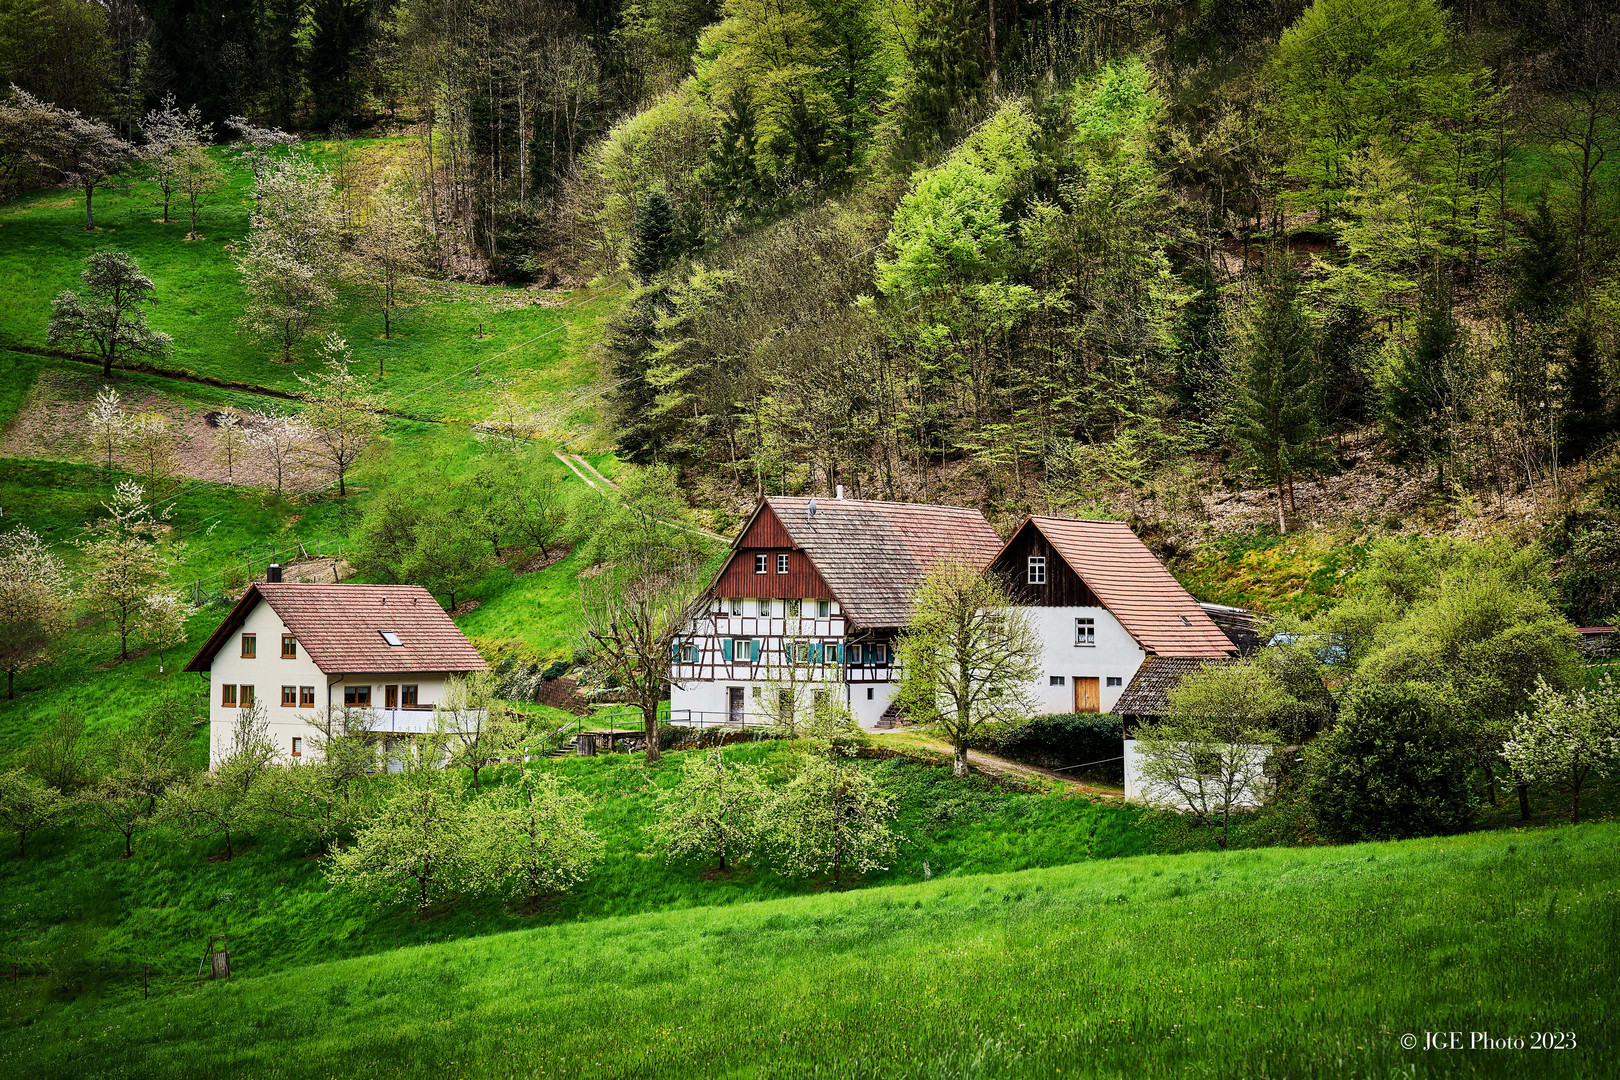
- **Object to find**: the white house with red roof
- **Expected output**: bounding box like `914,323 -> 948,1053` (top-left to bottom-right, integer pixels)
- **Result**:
185,577 -> 488,766
669,495 -> 1004,728
987,516 -> 1237,717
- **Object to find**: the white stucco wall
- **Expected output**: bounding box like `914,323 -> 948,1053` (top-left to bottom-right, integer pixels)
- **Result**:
1123,738 -> 1270,808
1024,605 -> 1146,715
206,599 -> 455,766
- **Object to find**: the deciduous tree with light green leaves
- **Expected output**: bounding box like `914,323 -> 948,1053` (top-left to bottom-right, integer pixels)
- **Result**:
1502,676 -> 1620,825
650,749 -> 772,872
0,526 -> 71,700
296,335 -> 382,497
894,557 -> 1039,777
478,773 -> 603,909
48,250 -> 173,378
0,769 -> 68,857
325,772 -> 481,918
769,753 -> 898,885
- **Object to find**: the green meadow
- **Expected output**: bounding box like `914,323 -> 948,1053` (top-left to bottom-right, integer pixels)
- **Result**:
0,820 -> 1610,1079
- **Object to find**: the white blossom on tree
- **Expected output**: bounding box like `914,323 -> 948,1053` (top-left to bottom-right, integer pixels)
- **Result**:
85,384 -> 132,469
649,749 -> 771,872
769,754 -> 899,886
135,591 -> 194,672
224,117 -> 298,214
211,409 -> 247,483
245,408 -> 313,498
1502,676 -> 1620,824
77,480 -> 180,661
295,335 -> 383,496
10,86 -> 131,229
138,95 -> 207,225
48,250 -> 173,377
237,155 -> 343,363
354,171 -> 429,342
0,526 -> 71,699
476,773 -> 603,908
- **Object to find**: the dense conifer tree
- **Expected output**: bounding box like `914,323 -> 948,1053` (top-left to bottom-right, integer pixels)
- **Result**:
1561,320 -> 1613,460
1380,282 -> 1469,488
629,191 -> 676,282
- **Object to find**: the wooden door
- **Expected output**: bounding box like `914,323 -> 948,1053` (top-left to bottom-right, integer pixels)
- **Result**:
1074,677 -> 1100,714
385,685 -> 399,709
728,687 -> 744,723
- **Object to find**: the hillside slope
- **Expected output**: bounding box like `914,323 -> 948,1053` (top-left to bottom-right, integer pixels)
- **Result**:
1,823 -> 1611,1079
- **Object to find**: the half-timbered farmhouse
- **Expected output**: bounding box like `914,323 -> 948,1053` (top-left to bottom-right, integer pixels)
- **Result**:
669,496 -> 1004,728
988,516 -> 1237,717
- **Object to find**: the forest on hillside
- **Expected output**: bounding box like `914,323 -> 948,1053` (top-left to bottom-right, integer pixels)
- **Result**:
4,0 -> 1620,621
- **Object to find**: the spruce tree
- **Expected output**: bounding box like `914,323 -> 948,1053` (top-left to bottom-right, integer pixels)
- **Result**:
1316,294 -> 1377,428
900,0 -> 987,143
1234,257 -> 1328,533
1171,263 -> 1226,416
629,191 -> 676,283
1380,282 -> 1468,489
1561,320 -> 1613,461
1510,197 -> 1571,324
604,283 -> 669,462
706,91 -> 766,219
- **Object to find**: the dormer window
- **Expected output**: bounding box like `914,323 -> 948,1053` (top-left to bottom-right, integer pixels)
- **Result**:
379,630 -> 403,646
754,554 -> 768,574
777,553 -> 789,574
1028,557 -> 1046,585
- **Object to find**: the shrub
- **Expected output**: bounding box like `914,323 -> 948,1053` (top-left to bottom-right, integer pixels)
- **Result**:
988,713 -> 1123,782
1304,684 -> 1475,841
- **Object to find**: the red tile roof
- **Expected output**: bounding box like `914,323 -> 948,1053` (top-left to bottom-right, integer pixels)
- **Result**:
184,584 -> 488,675
1018,517 -> 1236,658
753,497 -> 1004,628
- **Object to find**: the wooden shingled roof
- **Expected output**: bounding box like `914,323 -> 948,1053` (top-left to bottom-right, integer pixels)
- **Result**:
184,584 -> 488,675
754,497 -> 1004,629
1111,656 -> 1235,717
1015,517 -> 1236,658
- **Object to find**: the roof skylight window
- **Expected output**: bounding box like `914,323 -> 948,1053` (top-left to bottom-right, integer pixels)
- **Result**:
380,630 -> 403,646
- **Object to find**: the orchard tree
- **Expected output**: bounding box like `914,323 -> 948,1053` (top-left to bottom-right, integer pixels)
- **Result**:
1502,676 -> 1620,825
179,141 -> 225,240
85,385 -> 131,468
212,409 -> 247,483
405,510 -> 491,609
77,481 -> 179,661
480,381 -> 541,450
81,711 -> 188,858
0,526 -> 71,699
770,754 -> 898,886
355,172 -> 428,340
478,773 -> 603,909
122,411 -> 183,508
296,335 -> 382,496
1133,659 -> 1285,850
12,87 -> 131,229
224,117 -> 299,214
159,702 -> 276,861
48,250 -> 173,377
138,95 -> 203,224
237,155 -> 343,362
325,772 -> 481,918
245,408 -> 312,497
0,769 -> 68,857
649,750 -> 771,872
893,557 -> 1039,777
438,672 -> 529,790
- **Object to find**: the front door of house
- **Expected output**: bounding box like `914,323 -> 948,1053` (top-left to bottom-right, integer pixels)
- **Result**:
1074,677 -> 1100,713
728,687 -> 744,723
385,685 -> 399,709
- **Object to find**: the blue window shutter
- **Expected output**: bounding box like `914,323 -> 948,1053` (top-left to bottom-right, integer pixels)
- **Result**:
671,642 -> 680,661
751,639 -> 761,662
810,642 -> 823,662
722,639 -> 733,662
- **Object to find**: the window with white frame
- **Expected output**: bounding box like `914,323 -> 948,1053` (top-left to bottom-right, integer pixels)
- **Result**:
817,599 -> 830,618
786,598 -> 802,618
754,553 -> 768,574
1049,675 -> 1065,686
777,553 -> 790,574
758,597 -> 772,617
730,597 -> 743,615
1028,556 -> 1046,585
1106,676 -> 1122,687
1075,618 -> 1095,646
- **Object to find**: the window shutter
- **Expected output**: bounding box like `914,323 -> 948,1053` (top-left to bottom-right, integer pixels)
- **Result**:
671,642 -> 681,661
751,639 -> 761,662
722,639 -> 733,662
810,642 -> 823,662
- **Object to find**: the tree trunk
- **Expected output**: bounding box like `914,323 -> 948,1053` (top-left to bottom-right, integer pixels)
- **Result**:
643,704 -> 662,764
1276,477 -> 1287,534
84,181 -> 95,230
1517,782 -> 1531,821
952,743 -> 968,778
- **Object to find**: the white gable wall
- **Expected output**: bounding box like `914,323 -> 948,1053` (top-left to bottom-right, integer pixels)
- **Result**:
206,598 -> 456,767
1024,605 -> 1146,715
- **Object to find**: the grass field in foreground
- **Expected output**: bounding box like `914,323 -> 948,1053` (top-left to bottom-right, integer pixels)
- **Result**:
0,822 -> 1611,1079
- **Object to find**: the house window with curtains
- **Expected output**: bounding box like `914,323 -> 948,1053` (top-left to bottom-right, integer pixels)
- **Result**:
240,633 -> 256,658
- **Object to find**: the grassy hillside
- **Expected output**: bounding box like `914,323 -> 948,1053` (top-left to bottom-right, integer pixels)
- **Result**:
1,821 -> 1610,1079
0,743 -> 1146,983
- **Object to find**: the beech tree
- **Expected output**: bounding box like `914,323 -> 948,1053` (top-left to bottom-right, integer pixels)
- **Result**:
48,250 -> 173,377
893,557 -> 1039,777
77,481 -> 179,661
296,335 -> 382,496
0,526 -> 71,699
650,750 -> 771,872
1502,676 -> 1620,825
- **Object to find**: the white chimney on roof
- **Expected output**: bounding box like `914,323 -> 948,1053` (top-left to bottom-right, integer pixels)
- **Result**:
835,484 -> 844,500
